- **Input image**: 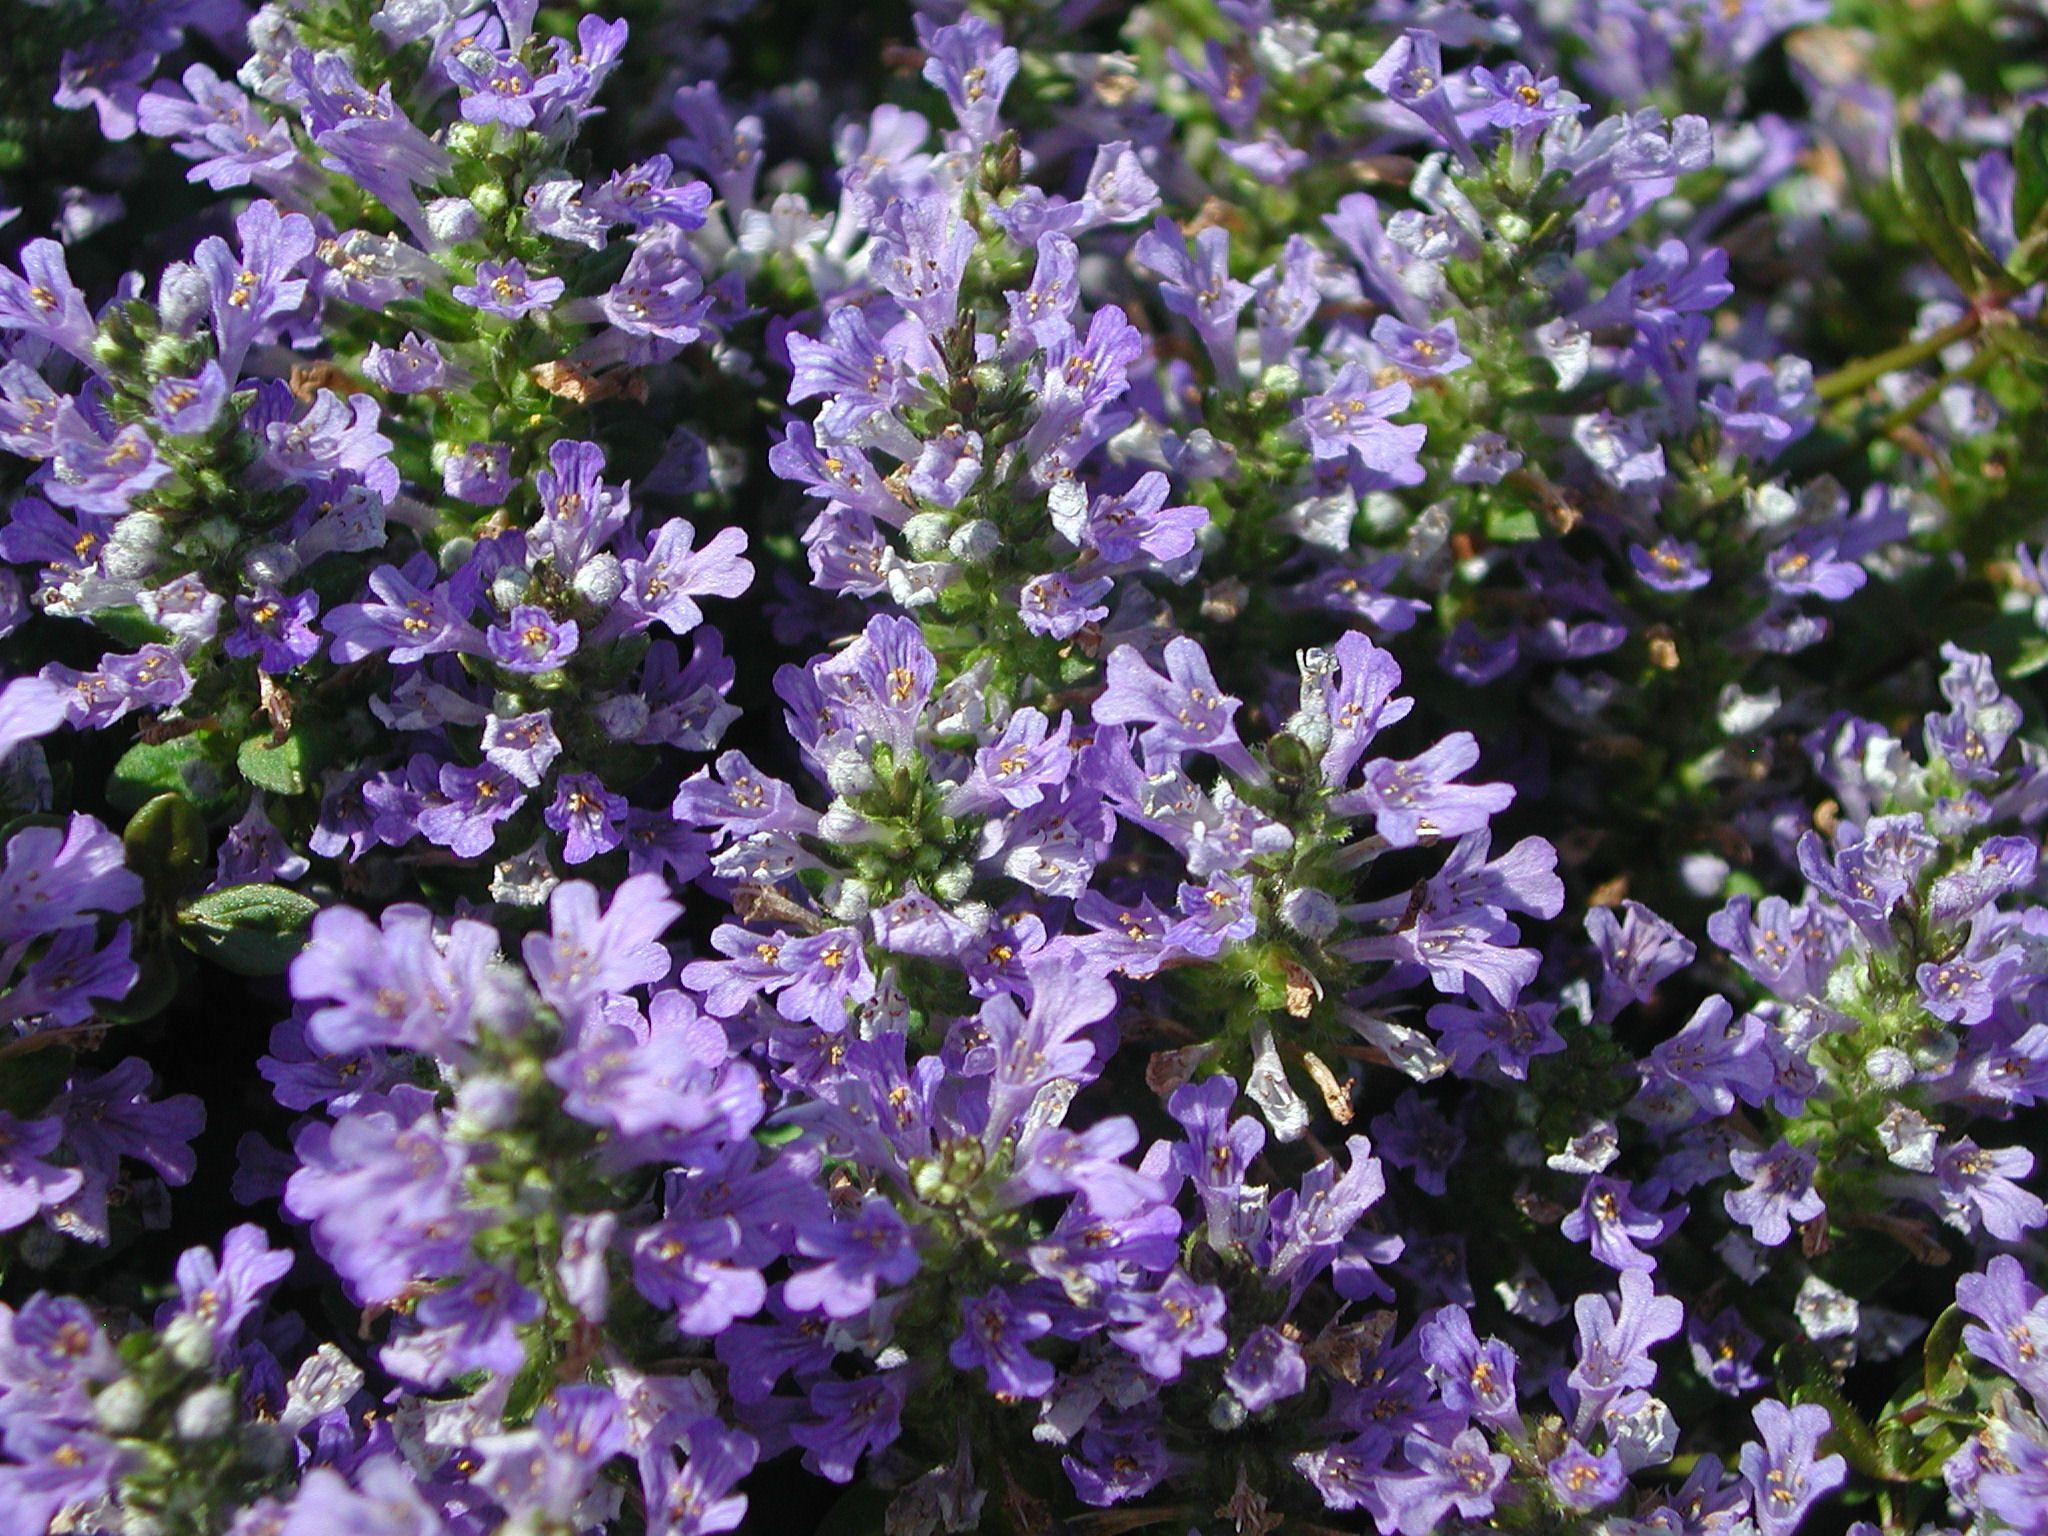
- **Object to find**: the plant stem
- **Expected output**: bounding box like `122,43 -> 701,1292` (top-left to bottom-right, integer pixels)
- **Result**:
1814,312 -> 1983,404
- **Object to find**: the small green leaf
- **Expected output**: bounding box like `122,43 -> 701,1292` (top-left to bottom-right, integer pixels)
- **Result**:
122,793 -> 208,892
237,731 -> 310,797
108,732 -> 240,817
1924,1304 -> 1968,1404
2011,637 -> 2048,680
2014,106 -> 2048,242
177,882 -> 320,974
91,605 -> 172,649
1486,505 -> 1542,543
1892,127 -> 1990,291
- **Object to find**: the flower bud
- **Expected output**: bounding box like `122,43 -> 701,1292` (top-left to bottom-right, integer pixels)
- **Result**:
900,513 -> 953,560
156,262 -> 211,334
490,567 -> 532,610
424,197 -> 483,246
93,1377 -> 149,1434
174,1383 -> 237,1441
828,879 -> 875,921
947,519 -> 999,564
162,1313 -> 216,1370
1208,1393 -> 1247,1432
819,800 -> 879,843
932,862 -> 973,903
571,553 -> 625,607
824,752 -> 877,797
104,515 -> 167,582
1278,887 -> 1338,941
452,1075 -> 523,1136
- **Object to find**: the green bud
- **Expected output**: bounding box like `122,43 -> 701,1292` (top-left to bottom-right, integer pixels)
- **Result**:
470,179 -> 510,220
446,123 -> 492,159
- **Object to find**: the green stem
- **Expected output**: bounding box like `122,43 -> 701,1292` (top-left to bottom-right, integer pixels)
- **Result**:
1814,312 -> 1983,404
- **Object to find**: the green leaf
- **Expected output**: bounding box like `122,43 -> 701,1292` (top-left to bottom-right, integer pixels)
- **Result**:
2011,637 -> 2048,680
122,793 -> 208,892
108,732 -> 240,818
177,882 -> 320,975
237,731 -> 311,797
1892,127 -> 1989,292
1924,1304 -> 1969,1404
90,605 -> 172,649
1486,505 -> 1542,542
2014,106 -> 2048,242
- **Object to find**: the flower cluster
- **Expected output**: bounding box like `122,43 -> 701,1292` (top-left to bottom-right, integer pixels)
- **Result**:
0,0 -> 2046,1532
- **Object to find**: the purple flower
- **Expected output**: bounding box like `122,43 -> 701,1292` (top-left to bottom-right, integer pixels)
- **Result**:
1707,358 -> 1815,461
0,813 -> 141,945
0,1113 -> 85,1231
611,520 -> 753,638
1334,732 -> 1514,847
363,332 -> 450,393
1134,217 -> 1252,381
784,1196 -> 920,1319
1642,996 -> 1774,1119
1417,1304 -> 1522,1430
1382,1429 -> 1508,1535
442,440 -> 513,504
324,556 -> 485,664
47,406 -> 169,515
1372,315 -> 1470,375
950,1287 -> 1055,1397
1725,1140 -> 1825,1247
487,605 -> 581,673
417,762 -> 527,858
1364,30 -> 1477,164
166,1224 -> 293,1361
646,1422 -> 756,1535
1301,365 -> 1427,481
1108,1269 -> 1227,1381
604,232 -> 709,343
1563,1176 -> 1679,1272
1739,1400 -> 1846,1536
454,260 -> 565,318
791,1371 -> 909,1483
1568,1269 -> 1683,1420
195,201 -> 315,380
225,588 -> 321,673
1225,1325 -> 1307,1412
1468,63 -> 1584,141
522,874 -> 680,1015
1019,571 -> 1112,638
1931,1138 -> 2045,1241
1009,1116 -> 1160,1216
1689,1306 -> 1768,1396
1094,636 -> 1256,775
1547,1440 -> 1626,1511
1587,900 -> 1695,1022
0,240 -> 99,370
151,362 -> 230,436
1630,536 -> 1713,591
1958,1255 -> 2048,1399
918,15 -> 1018,146
545,773 -> 628,865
